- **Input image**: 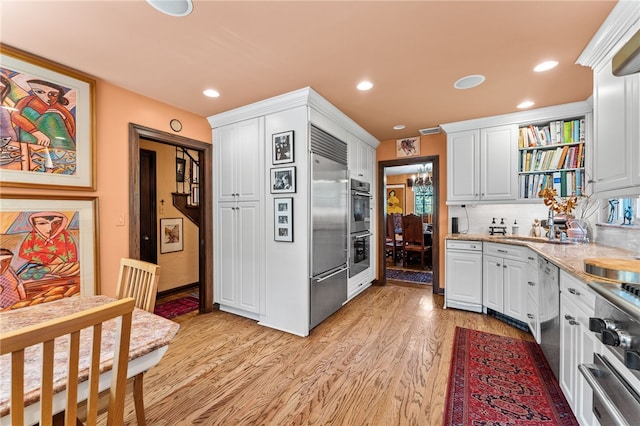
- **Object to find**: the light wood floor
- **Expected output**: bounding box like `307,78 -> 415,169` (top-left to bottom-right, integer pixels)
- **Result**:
113,283 -> 532,425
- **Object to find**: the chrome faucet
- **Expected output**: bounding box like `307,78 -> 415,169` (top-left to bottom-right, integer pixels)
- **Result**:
547,208 -> 555,241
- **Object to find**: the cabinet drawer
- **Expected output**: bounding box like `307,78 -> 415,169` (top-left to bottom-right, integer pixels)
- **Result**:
560,270 -> 596,315
446,240 -> 482,251
483,242 -> 527,261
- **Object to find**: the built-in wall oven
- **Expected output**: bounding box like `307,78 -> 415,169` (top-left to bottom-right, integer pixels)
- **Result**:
580,281 -> 640,425
349,179 -> 371,278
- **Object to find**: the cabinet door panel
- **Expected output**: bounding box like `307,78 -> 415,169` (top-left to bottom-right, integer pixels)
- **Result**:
236,118 -> 263,200
481,125 -> 517,200
217,205 -> 238,305
216,125 -> 238,202
446,251 -> 482,305
237,203 -> 261,312
447,130 -> 479,201
483,254 -> 503,312
503,259 -> 526,322
593,63 -> 633,192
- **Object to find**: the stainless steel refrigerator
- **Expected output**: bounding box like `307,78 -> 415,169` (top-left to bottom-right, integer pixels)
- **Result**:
309,125 -> 348,329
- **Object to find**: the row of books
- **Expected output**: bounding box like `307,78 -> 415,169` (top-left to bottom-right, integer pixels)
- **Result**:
519,170 -> 585,199
518,118 -> 585,148
520,144 -> 584,172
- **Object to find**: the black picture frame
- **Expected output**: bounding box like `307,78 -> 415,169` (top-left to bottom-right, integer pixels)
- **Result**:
270,166 -> 296,193
274,197 -> 293,242
176,157 -> 186,182
272,130 -> 294,165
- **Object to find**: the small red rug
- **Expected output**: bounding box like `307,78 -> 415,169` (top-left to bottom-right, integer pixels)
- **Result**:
154,296 -> 199,319
443,327 -> 578,426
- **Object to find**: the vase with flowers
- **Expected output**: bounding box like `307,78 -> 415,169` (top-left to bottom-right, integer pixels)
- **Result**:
539,187 -> 599,241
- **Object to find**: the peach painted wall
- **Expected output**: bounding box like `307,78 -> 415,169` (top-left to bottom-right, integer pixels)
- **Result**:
1,79 -> 212,297
376,133 -> 448,288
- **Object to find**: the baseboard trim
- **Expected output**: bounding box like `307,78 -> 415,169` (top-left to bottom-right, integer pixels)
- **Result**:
157,282 -> 199,299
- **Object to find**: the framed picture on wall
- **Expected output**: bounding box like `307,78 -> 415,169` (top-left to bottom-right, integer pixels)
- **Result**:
160,217 -> 183,253
272,130 -> 294,164
270,166 -> 296,193
386,184 -> 405,215
0,44 -> 96,190
396,137 -> 420,157
274,197 -> 293,242
0,195 -> 98,310
176,158 -> 186,182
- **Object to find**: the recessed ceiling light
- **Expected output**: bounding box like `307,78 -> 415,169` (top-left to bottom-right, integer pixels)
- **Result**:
393,124 -> 406,130
357,81 -> 373,91
517,100 -> 535,109
453,74 -> 485,90
534,60 -> 559,72
146,0 -> 193,17
203,89 -> 220,98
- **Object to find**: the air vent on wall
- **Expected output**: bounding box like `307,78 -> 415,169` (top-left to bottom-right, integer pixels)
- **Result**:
418,126 -> 441,136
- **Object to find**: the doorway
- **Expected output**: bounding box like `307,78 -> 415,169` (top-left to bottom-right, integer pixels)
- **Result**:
377,155 -> 442,294
139,149 -> 158,264
128,123 -> 214,313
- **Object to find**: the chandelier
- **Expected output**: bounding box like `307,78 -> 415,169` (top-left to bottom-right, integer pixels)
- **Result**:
409,164 -> 432,193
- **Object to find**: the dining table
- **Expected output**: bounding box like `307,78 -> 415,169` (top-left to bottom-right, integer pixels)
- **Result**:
0,295 -> 180,426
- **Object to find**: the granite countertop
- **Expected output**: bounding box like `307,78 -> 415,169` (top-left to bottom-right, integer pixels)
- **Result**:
0,295 -> 180,416
445,233 -> 639,285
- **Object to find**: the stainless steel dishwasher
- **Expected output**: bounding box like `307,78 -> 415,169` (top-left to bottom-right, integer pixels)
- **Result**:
539,257 -> 560,379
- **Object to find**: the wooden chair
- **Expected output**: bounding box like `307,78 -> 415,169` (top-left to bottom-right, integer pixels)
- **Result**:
401,214 -> 431,269
0,298 -> 135,426
385,214 -> 403,262
115,258 -> 160,426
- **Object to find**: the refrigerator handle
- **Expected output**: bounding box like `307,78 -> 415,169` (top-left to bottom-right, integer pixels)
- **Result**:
315,265 -> 349,283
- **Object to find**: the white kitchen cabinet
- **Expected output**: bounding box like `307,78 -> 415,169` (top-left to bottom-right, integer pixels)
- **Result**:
215,117 -> 264,202
348,132 -> 376,183
446,124 -> 518,203
215,201 -> 263,316
525,252 -> 540,342
482,243 -> 527,322
445,240 -> 483,313
559,271 -> 596,426
213,117 -> 265,318
592,61 -> 640,194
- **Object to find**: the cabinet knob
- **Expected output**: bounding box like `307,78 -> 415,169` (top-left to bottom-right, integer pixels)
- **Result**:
569,320 -> 580,326
528,281 -> 535,286
527,313 -> 534,319
568,288 -> 580,296
496,263 -> 501,267
564,314 -> 575,321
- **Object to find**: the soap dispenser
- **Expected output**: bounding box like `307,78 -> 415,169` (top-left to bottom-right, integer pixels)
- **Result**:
512,220 -> 519,236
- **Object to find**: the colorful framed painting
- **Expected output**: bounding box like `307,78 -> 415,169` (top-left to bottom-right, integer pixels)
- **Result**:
396,137 -> 420,157
386,184 -> 405,214
160,217 -> 183,254
0,44 -> 96,190
0,195 -> 98,310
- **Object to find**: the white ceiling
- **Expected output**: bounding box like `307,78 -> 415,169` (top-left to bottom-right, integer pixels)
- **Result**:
0,1 -> 617,142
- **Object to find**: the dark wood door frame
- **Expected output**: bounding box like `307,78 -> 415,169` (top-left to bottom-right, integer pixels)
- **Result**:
129,123 -> 214,313
377,155 -> 442,294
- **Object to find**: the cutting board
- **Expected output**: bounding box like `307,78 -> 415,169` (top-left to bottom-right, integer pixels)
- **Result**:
584,258 -> 640,283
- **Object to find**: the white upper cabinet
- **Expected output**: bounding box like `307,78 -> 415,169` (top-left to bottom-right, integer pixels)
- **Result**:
576,1 -> 640,196
215,117 -> 264,202
348,132 -> 376,183
446,124 -> 517,203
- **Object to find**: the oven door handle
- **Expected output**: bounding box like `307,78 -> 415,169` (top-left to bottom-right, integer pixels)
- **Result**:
579,360 -> 631,426
354,232 -> 373,239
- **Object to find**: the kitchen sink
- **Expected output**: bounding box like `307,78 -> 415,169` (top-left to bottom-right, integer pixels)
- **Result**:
496,235 -> 580,245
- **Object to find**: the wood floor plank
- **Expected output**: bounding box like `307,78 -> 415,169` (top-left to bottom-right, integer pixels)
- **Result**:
105,284 -> 533,425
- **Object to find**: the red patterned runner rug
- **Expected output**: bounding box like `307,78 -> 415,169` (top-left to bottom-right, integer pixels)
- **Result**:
443,327 -> 578,425
154,296 -> 198,319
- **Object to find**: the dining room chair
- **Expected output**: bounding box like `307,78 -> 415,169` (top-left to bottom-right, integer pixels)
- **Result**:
115,258 -> 161,426
385,214 -> 403,262
401,213 -> 431,269
0,298 -> 135,426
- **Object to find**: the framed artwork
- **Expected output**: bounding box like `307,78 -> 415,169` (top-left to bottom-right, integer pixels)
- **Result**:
0,44 -> 96,190
396,137 -> 420,157
270,166 -> 296,193
386,184 -> 405,214
0,195 -> 98,310
160,218 -> 183,253
274,198 -> 293,242
176,157 -> 186,182
272,130 -> 294,164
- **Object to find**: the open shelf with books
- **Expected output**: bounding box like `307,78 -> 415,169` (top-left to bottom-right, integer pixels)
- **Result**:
518,117 -> 586,200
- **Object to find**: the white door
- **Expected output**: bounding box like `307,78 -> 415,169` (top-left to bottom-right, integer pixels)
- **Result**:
483,254 -> 503,312
480,124 -> 518,201
447,130 -> 480,202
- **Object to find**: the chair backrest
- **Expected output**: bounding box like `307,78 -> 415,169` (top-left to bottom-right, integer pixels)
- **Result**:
386,214 -> 395,239
116,258 -> 161,313
392,213 -> 403,233
402,214 -> 424,246
0,298 -> 135,426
